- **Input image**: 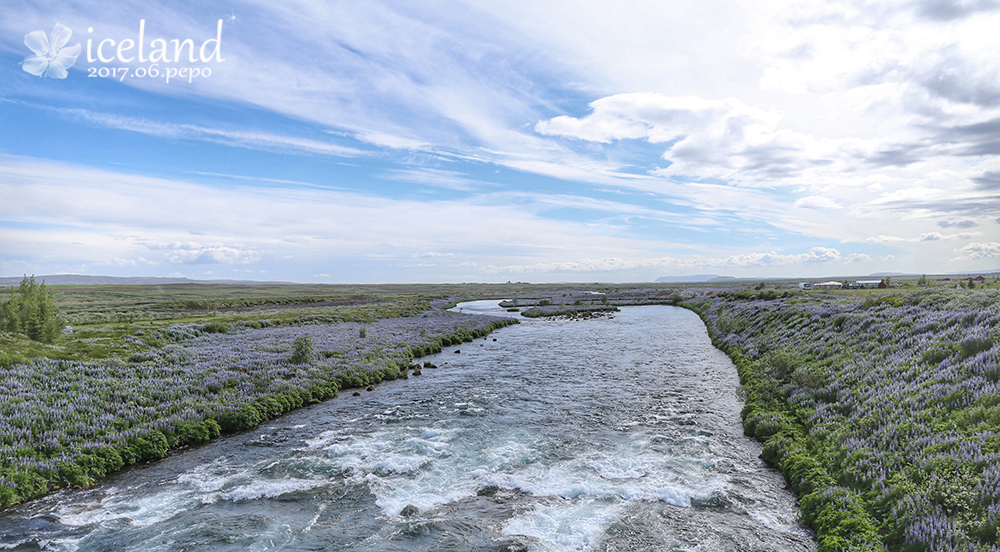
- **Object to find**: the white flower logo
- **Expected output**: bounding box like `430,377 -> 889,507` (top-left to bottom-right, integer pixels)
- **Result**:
22,23 -> 81,79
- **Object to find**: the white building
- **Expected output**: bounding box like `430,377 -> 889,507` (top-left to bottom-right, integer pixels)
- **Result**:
815,281 -> 843,290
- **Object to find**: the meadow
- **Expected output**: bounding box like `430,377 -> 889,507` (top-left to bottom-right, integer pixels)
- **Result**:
691,287 -> 1000,551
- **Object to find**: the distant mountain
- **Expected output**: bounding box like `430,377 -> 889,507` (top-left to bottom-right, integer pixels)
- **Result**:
868,272 -> 908,277
945,268 -> 1000,275
655,274 -> 733,283
0,275 -> 294,286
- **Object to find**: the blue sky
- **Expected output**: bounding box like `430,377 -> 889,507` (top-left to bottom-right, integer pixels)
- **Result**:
2,0 -> 999,283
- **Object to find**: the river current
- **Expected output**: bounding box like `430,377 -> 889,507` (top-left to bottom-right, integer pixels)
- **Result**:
1,303 -> 815,551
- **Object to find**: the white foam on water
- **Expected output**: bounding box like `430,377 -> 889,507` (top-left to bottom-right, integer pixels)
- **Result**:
402,435 -> 450,456
488,443 -> 731,510
376,454 -> 428,474
55,455 -> 293,530
311,424 -> 553,517
502,498 -> 626,552
221,478 -> 329,502
585,459 -> 648,480
55,485 -> 194,528
0,538 -> 75,551
1,537 -> 84,552
304,427 -> 363,449
306,417 -> 737,527
365,472 -> 479,516
175,468 -> 240,493
750,509 -> 813,537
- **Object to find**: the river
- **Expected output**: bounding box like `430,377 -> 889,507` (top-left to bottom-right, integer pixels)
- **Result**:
0,302 -> 815,551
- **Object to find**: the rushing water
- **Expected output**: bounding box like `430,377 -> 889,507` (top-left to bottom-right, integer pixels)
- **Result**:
1,303 -> 815,551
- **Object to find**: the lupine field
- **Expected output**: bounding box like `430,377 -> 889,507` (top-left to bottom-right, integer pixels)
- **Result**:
691,288 -> 1000,552
0,307 -> 516,508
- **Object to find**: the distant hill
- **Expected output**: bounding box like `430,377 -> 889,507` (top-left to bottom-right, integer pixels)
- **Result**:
655,274 -> 734,283
0,275 -> 294,286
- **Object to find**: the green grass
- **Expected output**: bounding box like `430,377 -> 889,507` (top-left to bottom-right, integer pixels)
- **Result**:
0,282 -> 643,363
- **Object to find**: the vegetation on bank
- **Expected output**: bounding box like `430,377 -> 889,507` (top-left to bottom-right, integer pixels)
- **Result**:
687,288 -> 1000,552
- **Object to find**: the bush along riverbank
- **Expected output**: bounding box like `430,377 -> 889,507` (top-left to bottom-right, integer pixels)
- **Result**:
0,310 -> 517,509
686,289 -> 1000,552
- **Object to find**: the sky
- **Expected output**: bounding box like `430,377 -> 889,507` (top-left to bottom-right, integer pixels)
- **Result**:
1,0 -> 999,284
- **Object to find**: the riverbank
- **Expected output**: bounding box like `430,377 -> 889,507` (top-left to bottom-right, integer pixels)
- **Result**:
686,288 -> 1000,552
0,308 -> 517,509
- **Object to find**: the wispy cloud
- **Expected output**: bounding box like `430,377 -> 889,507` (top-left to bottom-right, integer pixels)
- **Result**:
381,167 -> 484,191
867,232 -> 977,243
56,106 -> 370,158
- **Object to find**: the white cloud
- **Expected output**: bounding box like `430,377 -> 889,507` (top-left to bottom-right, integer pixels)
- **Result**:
535,93 -> 827,186
844,253 -> 872,262
724,251 -> 794,267
486,257 -> 647,274
725,246 -> 841,267
867,235 -> 907,243
805,246 -> 843,263
162,245 -> 262,265
938,219 -> 979,228
955,242 -> 1000,260
795,195 -> 842,209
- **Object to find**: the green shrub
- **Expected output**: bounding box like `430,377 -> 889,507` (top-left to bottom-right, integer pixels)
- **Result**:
0,275 -> 64,343
57,463 -> 89,488
921,341 -> 961,364
217,403 -> 263,431
290,335 -> 314,364
203,321 -> 230,334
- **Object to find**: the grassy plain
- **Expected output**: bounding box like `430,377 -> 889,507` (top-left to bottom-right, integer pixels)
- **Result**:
0,282 -> 639,364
